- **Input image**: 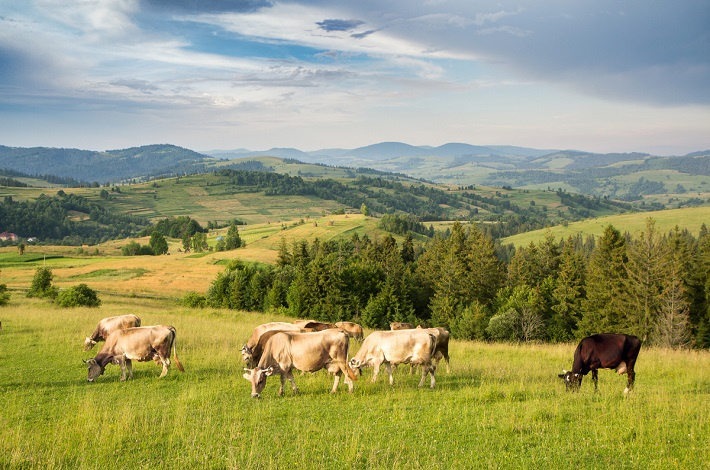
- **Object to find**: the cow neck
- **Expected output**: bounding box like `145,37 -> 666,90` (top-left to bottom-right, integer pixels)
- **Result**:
89,325 -> 103,342
94,352 -> 114,368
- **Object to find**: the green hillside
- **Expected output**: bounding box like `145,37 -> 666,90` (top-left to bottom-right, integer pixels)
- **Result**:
502,205 -> 710,247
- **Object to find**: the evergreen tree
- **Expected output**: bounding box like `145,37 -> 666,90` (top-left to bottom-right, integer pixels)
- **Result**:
401,234 -> 415,264
549,237 -> 586,341
578,225 -> 629,337
276,238 -> 291,267
225,223 -> 243,250
625,218 -> 668,341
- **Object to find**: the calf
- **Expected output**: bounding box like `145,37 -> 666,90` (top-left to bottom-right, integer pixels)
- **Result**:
243,329 -> 357,398
84,314 -> 141,351
558,333 -> 641,395
85,325 -> 184,382
350,329 -> 437,388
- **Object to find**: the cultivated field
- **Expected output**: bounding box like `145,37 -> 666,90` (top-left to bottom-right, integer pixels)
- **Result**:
1,296 -> 708,468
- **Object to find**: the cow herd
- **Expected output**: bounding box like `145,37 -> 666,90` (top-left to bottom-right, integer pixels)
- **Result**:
82,314 -> 641,398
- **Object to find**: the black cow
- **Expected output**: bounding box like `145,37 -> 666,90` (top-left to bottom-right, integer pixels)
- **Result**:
558,333 -> 641,395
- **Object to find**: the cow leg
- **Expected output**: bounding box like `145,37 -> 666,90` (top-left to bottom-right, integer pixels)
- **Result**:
285,370 -> 298,394
278,373 -> 286,396
625,367 -> 636,395
159,357 -> 170,378
116,357 -> 127,381
331,372 -> 341,393
125,359 -> 133,380
592,369 -> 599,392
371,360 -> 382,383
385,363 -> 394,385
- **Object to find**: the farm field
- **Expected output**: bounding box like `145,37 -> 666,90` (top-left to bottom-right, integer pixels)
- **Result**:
0,296 -> 708,468
502,205 -> 710,247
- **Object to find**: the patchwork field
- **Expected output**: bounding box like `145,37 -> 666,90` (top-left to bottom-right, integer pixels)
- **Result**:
0,297 -> 708,468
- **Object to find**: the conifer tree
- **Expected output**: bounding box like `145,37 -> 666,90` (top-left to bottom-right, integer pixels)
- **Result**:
550,236 -> 586,341
578,225 -> 629,337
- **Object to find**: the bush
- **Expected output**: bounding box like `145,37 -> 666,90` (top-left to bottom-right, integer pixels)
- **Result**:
55,284 -> 101,308
450,302 -> 490,340
27,267 -> 58,299
181,292 -> 207,308
0,284 -> 10,306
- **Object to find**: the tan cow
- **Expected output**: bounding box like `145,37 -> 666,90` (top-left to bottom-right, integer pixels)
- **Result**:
242,329 -> 357,398
296,320 -> 338,332
335,321 -> 364,340
241,322 -> 302,367
350,329 -> 437,388
417,326 -> 451,373
85,325 -> 184,382
84,314 -> 141,351
390,322 -> 415,330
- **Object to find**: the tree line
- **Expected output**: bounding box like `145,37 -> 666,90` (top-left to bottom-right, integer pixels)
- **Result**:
203,218 -> 710,349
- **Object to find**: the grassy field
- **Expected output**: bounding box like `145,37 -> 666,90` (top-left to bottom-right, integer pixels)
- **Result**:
1,296 -> 708,469
502,205 -> 710,247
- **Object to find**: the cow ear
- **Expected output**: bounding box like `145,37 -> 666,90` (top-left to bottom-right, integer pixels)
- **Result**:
557,374 -> 565,379
242,372 -> 252,381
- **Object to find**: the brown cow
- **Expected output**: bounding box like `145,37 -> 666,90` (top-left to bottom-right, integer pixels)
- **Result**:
300,321 -> 338,332
335,321 -> 364,340
390,322 -> 415,330
84,314 -> 141,351
417,326 -> 451,373
241,322 -> 302,367
559,333 -> 642,395
243,329 -> 357,398
85,325 -> 184,382
350,329 -> 437,388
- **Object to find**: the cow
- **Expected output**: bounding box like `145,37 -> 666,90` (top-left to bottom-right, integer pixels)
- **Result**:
417,326 -> 451,373
85,325 -> 184,382
242,329 -> 357,398
335,321 -> 364,341
84,314 -> 141,351
299,321 -> 338,332
349,329 -> 437,388
241,322 -> 302,367
558,333 -> 641,395
390,322 -> 415,330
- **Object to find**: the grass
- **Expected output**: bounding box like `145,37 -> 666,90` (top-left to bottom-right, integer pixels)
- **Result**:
503,205 -> 710,247
1,296 -> 708,468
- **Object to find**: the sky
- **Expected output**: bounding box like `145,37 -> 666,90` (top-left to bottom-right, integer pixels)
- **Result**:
0,0 -> 708,155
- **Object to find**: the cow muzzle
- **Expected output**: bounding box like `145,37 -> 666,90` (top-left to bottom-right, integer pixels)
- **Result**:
251,393 -> 261,399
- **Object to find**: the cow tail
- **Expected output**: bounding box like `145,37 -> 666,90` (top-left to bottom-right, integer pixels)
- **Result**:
343,331 -> 358,381
170,327 -> 185,373
428,333 -> 437,360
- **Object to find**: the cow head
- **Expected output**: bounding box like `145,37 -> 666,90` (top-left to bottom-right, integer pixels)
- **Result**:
84,358 -> 106,382
84,337 -> 98,351
349,358 -> 363,376
558,369 -> 582,391
242,367 -> 274,398
241,345 -> 254,367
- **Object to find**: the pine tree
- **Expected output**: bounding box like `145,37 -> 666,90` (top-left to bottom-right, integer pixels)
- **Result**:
225,223 -> 243,250
550,237 -> 586,341
578,225 -> 629,337
625,218 -> 668,341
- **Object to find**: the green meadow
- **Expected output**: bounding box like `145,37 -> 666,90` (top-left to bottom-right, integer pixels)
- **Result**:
1,296 -> 708,469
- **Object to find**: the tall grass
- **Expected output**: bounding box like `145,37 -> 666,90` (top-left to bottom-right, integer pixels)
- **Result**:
1,297 -> 708,468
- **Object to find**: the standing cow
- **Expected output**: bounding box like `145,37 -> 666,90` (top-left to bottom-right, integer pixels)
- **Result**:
84,314 -> 141,351
417,326 -> 451,373
85,325 -> 184,382
558,333 -> 641,395
241,322 -> 302,367
390,322 -> 415,330
335,321 -> 364,341
350,329 -> 437,388
243,329 -> 356,398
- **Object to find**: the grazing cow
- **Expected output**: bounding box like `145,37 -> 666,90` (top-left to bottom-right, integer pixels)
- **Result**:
390,322 -> 415,330
84,314 -> 141,351
335,321 -> 364,341
85,325 -> 184,382
242,329 -> 357,398
558,333 -> 641,395
417,326 -> 451,373
241,322 -> 302,367
350,329 -> 437,388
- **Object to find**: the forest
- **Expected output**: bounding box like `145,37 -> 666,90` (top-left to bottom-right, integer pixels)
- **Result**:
201,218 -> 710,349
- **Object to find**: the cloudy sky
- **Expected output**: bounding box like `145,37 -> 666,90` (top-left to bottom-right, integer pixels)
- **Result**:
1,0 -> 708,155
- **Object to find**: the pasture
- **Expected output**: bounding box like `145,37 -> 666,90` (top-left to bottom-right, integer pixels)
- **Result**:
1,296 -> 708,468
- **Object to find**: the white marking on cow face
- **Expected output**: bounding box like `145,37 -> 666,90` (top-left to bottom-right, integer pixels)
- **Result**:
84,337 -> 97,351
558,370 -> 581,391
243,367 -> 274,398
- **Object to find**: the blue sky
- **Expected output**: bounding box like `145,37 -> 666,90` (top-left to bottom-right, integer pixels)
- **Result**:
0,0 -> 708,155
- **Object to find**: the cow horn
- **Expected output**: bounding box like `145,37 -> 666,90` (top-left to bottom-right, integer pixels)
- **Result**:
562,369 -> 567,374
82,359 -> 88,363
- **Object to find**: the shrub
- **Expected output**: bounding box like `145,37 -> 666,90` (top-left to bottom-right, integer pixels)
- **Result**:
181,292 -> 207,308
55,284 -> 101,308
0,284 -> 10,306
27,267 -> 58,299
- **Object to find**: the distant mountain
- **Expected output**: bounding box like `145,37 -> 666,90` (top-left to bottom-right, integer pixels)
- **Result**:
0,144 -> 213,183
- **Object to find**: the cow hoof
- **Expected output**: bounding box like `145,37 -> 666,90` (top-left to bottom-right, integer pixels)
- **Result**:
624,387 -> 630,395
